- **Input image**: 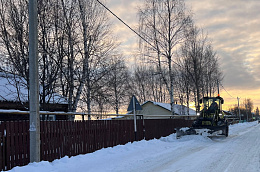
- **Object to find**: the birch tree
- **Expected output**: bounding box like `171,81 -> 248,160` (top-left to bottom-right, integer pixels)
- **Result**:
138,0 -> 192,115
107,56 -> 131,114
180,26 -> 222,111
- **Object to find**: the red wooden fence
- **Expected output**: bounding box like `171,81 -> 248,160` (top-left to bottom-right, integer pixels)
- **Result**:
0,119 -> 193,171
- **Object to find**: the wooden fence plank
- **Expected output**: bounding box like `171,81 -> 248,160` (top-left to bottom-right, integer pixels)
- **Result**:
57,121 -> 63,158
5,122 -> 11,170
10,122 -> 14,168
21,121 -> 26,166
40,121 -> 44,161
45,121 -> 49,160
25,121 -> 30,164
18,121 -> 23,166
86,121 -> 90,153
67,121 -> 72,157
59,121 -> 65,158
50,121 -> 55,161
0,122 -> 4,171
13,121 -> 19,167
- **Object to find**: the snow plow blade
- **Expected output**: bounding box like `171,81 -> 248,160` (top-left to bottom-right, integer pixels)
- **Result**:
176,125 -> 228,139
176,127 -> 197,139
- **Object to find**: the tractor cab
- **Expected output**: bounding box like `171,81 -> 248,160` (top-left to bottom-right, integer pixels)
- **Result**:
200,96 -> 224,113
197,96 -> 225,126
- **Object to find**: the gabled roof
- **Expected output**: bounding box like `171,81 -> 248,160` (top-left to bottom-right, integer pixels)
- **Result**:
0,72 -> 67,104
142,101 -> 196,115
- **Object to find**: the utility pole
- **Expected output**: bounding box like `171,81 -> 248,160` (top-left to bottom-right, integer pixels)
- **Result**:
29,0 -> 40,162
237,97 -> 241,122
246,103 -> 248,122
217,80 -> 220,96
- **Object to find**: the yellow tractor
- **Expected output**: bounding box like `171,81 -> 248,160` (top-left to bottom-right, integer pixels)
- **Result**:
176,96 -> 229,138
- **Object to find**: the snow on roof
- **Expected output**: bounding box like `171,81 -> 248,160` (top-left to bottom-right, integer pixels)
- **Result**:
0,72 -> 67,104
143,101 -> 196,115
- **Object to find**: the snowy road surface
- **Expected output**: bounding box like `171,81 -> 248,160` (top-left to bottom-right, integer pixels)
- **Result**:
7,121 -> 260,172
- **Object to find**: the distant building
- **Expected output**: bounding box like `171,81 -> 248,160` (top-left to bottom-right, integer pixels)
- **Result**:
112,101 -> 196,120
135,101 -> 196,119
0,72 -> 68,121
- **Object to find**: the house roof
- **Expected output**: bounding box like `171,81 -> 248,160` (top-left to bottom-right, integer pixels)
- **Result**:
0,72 -> 67,104
142,101 -> 196,115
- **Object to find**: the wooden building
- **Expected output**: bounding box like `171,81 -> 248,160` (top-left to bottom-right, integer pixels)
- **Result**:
0,72 -> 68,121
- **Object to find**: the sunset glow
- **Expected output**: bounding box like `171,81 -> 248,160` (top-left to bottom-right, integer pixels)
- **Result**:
107,0 -> 260,111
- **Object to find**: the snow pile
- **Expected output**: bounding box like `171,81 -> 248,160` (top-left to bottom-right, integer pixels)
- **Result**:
228,121 -> 258,135
6,121 -> 259,172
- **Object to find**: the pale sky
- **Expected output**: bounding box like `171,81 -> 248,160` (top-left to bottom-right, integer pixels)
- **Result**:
106,0 -> 260,110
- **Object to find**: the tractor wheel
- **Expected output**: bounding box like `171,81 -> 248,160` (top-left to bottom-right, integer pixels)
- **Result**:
225,125 -> 229,137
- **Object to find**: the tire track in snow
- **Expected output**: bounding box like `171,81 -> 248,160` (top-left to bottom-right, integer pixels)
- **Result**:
131,122 -> 260,172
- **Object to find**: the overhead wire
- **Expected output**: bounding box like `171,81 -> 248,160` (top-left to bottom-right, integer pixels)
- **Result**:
95,0 -> 181,67
96,0 -> 240,101
95,0 -> 154,50
220,83 -> 236,99
96,0 -> 250,112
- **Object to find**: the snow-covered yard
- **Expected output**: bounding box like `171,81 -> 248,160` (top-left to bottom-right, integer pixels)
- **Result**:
6,121 -> 260,172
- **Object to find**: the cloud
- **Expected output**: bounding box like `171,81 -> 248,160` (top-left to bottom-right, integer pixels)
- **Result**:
186,0 -> 260,91
105,0 -> 260,108
106,0 -> 140,59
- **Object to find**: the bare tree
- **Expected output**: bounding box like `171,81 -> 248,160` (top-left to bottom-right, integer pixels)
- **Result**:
79,55 -> 130,117
38,0 -> 62,119
77,0 -> 118,117
0,0 -> 29,84
133,66 -> 149,103
174,63 -> 191,115
180,26 -> 222,112
106,56 -> 131,114
255,107 -> 259,118
133,65 -> 168,103
243,98 -> 253,121
138,0 -> 192,115
230,98 -> 254,121
0,0 -> 120,119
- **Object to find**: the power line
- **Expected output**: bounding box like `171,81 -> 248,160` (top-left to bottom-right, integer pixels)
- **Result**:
95,0 -> 154,50
95,0 -> 181,67
220,83 -> 236,99
96,1 -> 238,101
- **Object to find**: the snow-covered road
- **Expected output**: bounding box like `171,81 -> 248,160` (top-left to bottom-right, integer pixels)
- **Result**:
6,121 -> 260,172
119,121 -> 260,172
